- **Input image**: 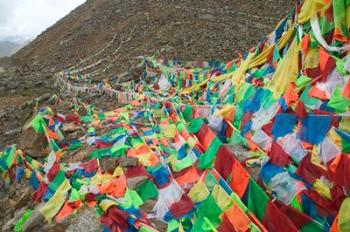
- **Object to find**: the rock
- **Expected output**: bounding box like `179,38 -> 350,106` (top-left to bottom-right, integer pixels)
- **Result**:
23,204 -> 45,232
14,187 -> 32,211
36,93 -> 51,104
18,127 -> 47,157
7,81 -> 19,90
65,207 -> 101,232
71,146 -> 95,163
199,13 -> 215,20
2,206 -> 29,232
127,176 -> 148,189
62,122 -> 80,133
2,217 -> 16,232
150,218 -> 167,231
139,200 -> 157,213
0,178 -> 6,198
14,206 -> 29,220
42,223 -> 67,232
100,158 -> 119,173
119,157 -> 138,167
4,128 -> 21,136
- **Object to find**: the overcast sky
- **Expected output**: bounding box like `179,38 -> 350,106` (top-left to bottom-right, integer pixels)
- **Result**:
0,0 -> 86,42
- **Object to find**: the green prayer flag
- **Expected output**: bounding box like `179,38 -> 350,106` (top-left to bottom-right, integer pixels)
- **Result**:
31,115 -> 45,133
171,155 -> 193,172
295,75 -> 312,90
250,223 -> 262,232
300,85 -> 319,107
87,127 -> 95,134
69,140 -> 82,152
135,179 -> 159,201
236,82 -> 255,104
301,220 -> 325,232
273,44 -> 281,62
198,137 -> 222,169
14,209 -> 33,232
333,0 -> 349,38
290,196 -> 303,212
121,188 -> 144,209
328,86 -> 350,113
167,220 -> 179,232
247,178 -> 269,221
49,170 -> 66,191
111,144 -> 129,157
192,194 -> 222,230
187,118 -> 204,133
176,122 -> 186,132
183,105 -> 193,122
89,148 -> 111,159
4,146 -> 16,170
81,115 -> 93,123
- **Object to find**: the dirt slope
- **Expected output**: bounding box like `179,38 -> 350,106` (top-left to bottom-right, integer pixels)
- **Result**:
12,0 -> 293,72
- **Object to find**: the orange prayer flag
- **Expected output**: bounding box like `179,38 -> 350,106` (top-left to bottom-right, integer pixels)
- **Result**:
134,144 -> 152,155
330,214 -> 339,232
181,130 -> 191,140
329,154 -> 342,173
319,47 -> 330,71
284,83 -> 299,106
224,203 -> 251,232
48,117 -> 55,127
230,159 -> 249,198
148,154 -> 160,167
342,80 -> 350,100
160,137 -> 169,147
55,200 -> 82,223
301,141 -> 314,150
245,133 -> 258,151
127,148 -> 137,157
87,201 -> 97,207
301,34 -> 310,55
99,181 -> 114,194
202,130 -> 216,149
333,28 -> 348,43
175,167 -> 200,185
112,176 -> 127,198
47,129 -> 59,140
309,85 -> 328,100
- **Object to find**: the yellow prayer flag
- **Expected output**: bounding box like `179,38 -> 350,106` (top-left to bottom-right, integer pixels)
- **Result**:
188,181 -> 210,203
268,38 -> 299,98
298,0 -> 329,24
313,179 -> 332,200
212,184 -> 233,211
39,178 -> 71,222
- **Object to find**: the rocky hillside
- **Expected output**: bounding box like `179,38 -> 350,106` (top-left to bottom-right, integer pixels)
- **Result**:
12,0 -> 293,73
1,0 -> 292,149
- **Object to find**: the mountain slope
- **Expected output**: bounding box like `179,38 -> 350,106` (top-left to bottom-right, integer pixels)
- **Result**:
12,0 -> 292,72
0,41 -> 24,57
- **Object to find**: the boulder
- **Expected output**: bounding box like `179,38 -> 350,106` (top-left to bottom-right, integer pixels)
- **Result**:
119,157 -> 138,167
127,176 -> 148,189
18,127 -> 47,157
62,122 -> 80,133
71,146 -> 95,163
65,207 -> 101,232
100,158 -> 119,174
22,204 -> 45,232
